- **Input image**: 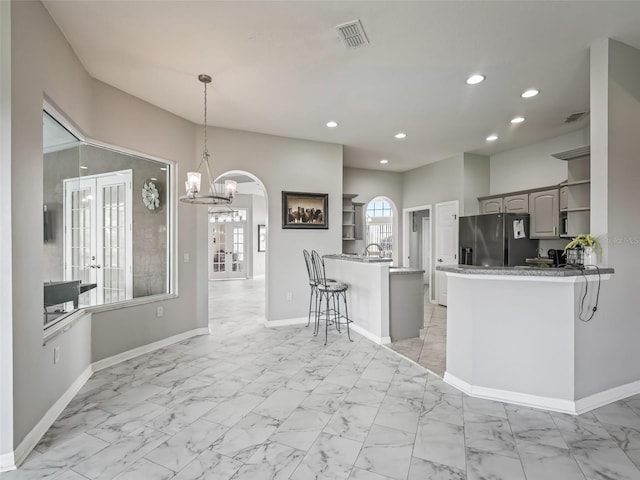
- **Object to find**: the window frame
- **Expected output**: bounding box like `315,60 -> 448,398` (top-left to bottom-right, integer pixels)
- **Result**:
43,102 -> 177,342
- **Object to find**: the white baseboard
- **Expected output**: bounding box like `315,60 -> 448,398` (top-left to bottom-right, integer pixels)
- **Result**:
0,452 -> 15,472
350,324 -> 390,345
9,366 -> 92,470
444,372 -> 578,414
4,327 -> 211,471
92,327 -> 210,372
264,317 -> 308,328
444,372 -> 640,415
574,379 -> 640,415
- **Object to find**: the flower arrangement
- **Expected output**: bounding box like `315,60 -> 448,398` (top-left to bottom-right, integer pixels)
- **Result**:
563,234 -> 601,255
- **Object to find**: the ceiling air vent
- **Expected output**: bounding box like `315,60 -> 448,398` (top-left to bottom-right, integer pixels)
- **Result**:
336,19 -> 369,49
565,112 -> 588,123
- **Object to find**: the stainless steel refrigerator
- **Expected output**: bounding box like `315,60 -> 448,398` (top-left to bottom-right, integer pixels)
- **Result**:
458,213 -> 538,267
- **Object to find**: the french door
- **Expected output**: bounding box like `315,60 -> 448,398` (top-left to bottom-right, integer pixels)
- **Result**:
208,210 -> 247,280
64,170 -> 133,306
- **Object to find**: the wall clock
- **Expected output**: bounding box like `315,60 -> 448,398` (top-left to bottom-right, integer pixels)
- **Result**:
142,181 -> 160,210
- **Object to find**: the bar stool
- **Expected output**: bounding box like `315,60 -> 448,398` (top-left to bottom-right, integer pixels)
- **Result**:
303,249 -> 336,328
311,250 -> 353,345
302,249 -> 319,327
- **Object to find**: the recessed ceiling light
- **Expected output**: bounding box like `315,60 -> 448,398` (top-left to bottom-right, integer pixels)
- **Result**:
511,116 -> 525,124
521,89 -> 539,98
380,159 -> 389,164
160,167 -> 167,171
326,121 -> 338,128
150,177 -> 158,181
394,132 -> 407,139
486,134 -> 498,142
466,74 -> 485,85
80,165 -> 88,170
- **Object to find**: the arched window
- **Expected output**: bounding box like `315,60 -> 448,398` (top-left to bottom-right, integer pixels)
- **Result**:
366,198 -> 393,256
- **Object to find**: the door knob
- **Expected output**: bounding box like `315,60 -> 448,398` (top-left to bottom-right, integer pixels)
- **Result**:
438,258 -> 443,263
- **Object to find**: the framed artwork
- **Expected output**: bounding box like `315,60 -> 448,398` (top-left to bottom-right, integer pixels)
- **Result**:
282,191 -> 328,229
258,224 -> 266,252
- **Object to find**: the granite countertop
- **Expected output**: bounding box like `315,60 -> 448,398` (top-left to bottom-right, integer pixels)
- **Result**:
436,264 -> 614,277
324,254 -> 393,263
390,267 -> 425,275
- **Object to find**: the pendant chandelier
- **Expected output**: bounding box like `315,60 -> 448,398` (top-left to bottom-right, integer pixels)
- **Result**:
179,74 -> 236,205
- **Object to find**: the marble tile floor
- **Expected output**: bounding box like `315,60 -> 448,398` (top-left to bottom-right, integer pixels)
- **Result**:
388,287 -> 447,377
5,277 -> 640,479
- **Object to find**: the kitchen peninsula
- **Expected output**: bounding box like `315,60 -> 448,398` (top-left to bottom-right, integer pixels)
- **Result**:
438,264 -> 616,414
323,254 -> 424,344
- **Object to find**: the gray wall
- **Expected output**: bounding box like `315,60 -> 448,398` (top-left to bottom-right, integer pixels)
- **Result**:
490,129 -> 589,195
0,0 -> 14,459
462,154 -> 490,216
43,146 -> 79,283
252,195 -> 267,276
201,127 -> 343,322
575,39 -> 640,399
403,154 -> 464,209
7,0 -> 200,453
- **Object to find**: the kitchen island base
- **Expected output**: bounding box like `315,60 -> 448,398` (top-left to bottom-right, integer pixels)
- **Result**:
324,255 -> 424,345
440,266 -> 622,414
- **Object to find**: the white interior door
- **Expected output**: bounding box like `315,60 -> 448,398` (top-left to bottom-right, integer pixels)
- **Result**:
209,213 -> 247,280
435,200 -> 459,306
64,170 -> 133,306
422,217 -> 431,285
64,177 -> 97,306
96,172 -> 133,304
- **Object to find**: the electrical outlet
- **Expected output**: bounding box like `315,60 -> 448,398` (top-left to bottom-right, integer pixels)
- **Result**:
156,306 -> 164,317
53,346 -> 60,364
183,253 -> 190,263
286,292 -> 293,301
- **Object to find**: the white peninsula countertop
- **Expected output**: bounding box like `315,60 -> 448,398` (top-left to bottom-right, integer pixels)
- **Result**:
437,264 -> 617,414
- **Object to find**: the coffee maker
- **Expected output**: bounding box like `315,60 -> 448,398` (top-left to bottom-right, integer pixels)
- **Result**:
547,249 -> 566,267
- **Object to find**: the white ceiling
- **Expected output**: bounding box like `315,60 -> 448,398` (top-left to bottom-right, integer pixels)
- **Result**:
42,1 -> 640,172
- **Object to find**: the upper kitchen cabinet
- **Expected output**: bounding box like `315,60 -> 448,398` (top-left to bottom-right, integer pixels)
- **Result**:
504,194 -> 529,213
480,197 -> 503,214
553,146 -> 590,237
529,189 -> 560,238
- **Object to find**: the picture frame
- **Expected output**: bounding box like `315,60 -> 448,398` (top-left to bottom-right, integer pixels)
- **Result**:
282,191 -> 328,229
258,224 -> 266,252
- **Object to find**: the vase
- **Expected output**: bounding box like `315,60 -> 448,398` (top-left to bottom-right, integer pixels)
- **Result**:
583,246 -> 597,268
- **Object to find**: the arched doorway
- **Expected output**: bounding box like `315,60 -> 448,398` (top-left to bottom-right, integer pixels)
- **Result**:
208,170 -> 268,325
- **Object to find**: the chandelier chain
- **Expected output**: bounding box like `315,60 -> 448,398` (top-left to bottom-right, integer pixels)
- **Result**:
203,78 -> 208,157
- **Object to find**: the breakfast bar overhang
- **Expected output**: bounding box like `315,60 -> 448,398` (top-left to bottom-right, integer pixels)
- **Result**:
438,265 -> 618,415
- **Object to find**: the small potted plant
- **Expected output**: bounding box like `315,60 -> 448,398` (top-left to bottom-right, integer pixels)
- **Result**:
563,234 -> 601,267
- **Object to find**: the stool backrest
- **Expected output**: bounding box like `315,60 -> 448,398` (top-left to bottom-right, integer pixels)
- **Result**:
311,250 -> 328,287
303,249 -> 316,286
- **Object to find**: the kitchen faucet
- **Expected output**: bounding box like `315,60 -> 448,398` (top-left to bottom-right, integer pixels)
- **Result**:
363,243 -> 383,257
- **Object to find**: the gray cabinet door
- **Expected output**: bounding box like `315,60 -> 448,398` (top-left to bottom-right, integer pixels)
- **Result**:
529,189 -> 559,238
480,198 -> 502,214
504,194 -> 529,213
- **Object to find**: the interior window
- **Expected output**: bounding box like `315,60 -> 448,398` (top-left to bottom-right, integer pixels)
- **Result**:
43,111 -> 172,329
366,198 -> 393,256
